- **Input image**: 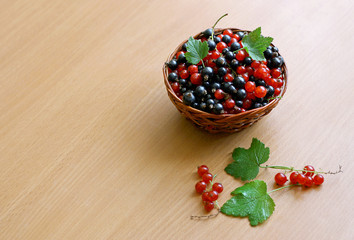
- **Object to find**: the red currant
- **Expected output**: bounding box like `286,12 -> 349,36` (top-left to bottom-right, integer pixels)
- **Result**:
188,65 -> 198,75
243,99 -> 252,109
204,201 -> 214,212
254,86 -> 267,98
195,181 -> 207,194
202,191 -> 210,201
197,165 -> 209,176
304,176 -> 313,187
313,174 -> 324,185
225,99 -> 235,109
216,42 -> 227,52
276,79 -> 284,88
224,73 -> 234,82
232,33 -> 241,41
271,68 -> 282,78
208,190 -> 219,201
251,60 -> 261,69
303,165 -> 315,177
228,38 -> 237,46
214,89 -> 225,100
171,82 -> 180,93
274,87 -> 281,96
190,73 -> 202,85
211,50 -> 220,60
289,172 -> 299,184
179,69 -> 189,79
236,66 -> 246,74
212,183 -> 223,193
242,73 -> 249,81
202,173 -> 213,183
246,66 -> 254,75
176,51 -> 185,59
245,81 -> 256,92
235,50 -> 246,61
274,173 -> 288,185
297,173 -> 306,185
223,29 -> 233,36
177,63 -> 186,72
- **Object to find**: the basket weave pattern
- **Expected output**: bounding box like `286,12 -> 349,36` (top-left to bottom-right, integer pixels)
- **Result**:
163,28 -> 288,133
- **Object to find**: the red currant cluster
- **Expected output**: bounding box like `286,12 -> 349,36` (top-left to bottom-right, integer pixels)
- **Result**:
274,165 -> 325,187
167,28 -> 284,114
195,165 -> 223,212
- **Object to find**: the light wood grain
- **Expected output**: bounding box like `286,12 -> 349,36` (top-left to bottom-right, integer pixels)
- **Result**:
0,0 -> 353,239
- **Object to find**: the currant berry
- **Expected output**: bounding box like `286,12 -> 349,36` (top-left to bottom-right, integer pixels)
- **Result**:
197,165 -> 209,177
167,59 -> 178,70
235,89 -> 247,100
235,50 -> 246,61
202,173 -> 213,183
216,42 -> 228,52
188,65 -> 199,75
224,73 -> 234,82
171,82 -> 180,93
245,81 -> 256,92
251,60 -> 261,69
179,69 -> 189,79
303,165 -> 315,177
236,66 -> 247,74
211,50 -> 221,60
223,29 -> 233,36
213,103 -> 224,114
222,35 -> 231,44
202,191 -> 210,201
313,174 -> 324,185
195,181 -> 207,194
168,72 -> 178,82
216,57 -> 227,67
207,40 -> 216,51
203,28 -> 213,38
230,42 -> 241,51
212,183 -> 223,193
271,68 -> 282,78
208,190 -> 219,201
297,173 -> 306,185
214,89 -> 225,100
254,86 -> 267,98
274,173 -> 288,185
304,176 -> 314,187
289,172 -> 299,184
190,73 -> 202,85
204,201 -> 214,212
225,99 -> 235,109
233,76 -> 246,89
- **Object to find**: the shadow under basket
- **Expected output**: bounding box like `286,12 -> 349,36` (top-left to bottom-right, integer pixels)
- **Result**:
163,28 -> 288,133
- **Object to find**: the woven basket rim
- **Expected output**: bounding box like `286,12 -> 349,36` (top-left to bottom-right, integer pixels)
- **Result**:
163,27 -> 288,119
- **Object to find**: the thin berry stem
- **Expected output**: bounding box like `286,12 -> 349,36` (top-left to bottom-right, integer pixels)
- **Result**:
267,184 -> 300,194
201,59 -> 205,68
260,164 -> 343,175
211,13 -> 228,41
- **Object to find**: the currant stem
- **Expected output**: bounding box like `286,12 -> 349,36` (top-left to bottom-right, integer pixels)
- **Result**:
201,59 -> 205,68
260,165 -> 343,175
267,184 -> 300,194
211,13 -> 228,41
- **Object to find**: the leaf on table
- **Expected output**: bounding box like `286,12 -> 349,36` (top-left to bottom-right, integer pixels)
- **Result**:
225,138 -> 270,181
185,37 -> 209,65
242,27 -> 273,61
220,180 -> 275,226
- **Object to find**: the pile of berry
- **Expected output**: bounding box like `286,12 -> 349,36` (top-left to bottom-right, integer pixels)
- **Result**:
274,165 -> 325,187
195,165 -> 223,212
166,28 -> 285,114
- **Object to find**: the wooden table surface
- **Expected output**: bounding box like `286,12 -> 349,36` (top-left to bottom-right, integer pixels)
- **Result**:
1,0 -> 353,239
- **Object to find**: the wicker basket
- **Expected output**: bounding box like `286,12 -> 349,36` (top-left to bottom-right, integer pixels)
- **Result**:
163,28 -> 288,133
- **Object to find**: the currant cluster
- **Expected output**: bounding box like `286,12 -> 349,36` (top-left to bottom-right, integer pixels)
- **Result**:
274,165 -> 325,187
195,165 -> 223,212
167,28 -> 284,114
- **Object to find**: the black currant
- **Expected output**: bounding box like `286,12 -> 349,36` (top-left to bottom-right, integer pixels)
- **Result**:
266,86 -> 274,98
206,99 -> 215,110
272,46 -> 279,52
203,28 -> 213,38
180,87 -> 187,94
213,75 -> 223,83
203,81 -> 211,89
255,79 -> 266,87
233,76 -> 246,88
227,85 -> 237,95
244,57 -> 252,65
195,86 -> 207,98
255,97 -> 264,103
235,100 -> 243,108
235,89 -> 247,100
230,59 -> 239,70
211,82 -> 221,92
200,102 -> 207,111
222,35 -> 231,44
208,40 -> 216,51
177,52 -> 186,63
225,51 -> 235,61
214,36 -> 221,44
254,102 -> 263,108
218,67 -> 227,77
168,72 -> 178,82
201,67 -> 214,81
230,42 -> 241,52
183,91 -> 196,106
213,103 -> 224,114
222,47 -> 230,55
271,57 -> 282,68
167,59 -> 178,70
249,75 -> 255,82
179,78 -> 187,86
236,31 -> 245,39
192,102 -> 200,109
216,57 -> 226,67
182,43 -> 187,52
221,82 -> 232,91
264,49 -> 272,59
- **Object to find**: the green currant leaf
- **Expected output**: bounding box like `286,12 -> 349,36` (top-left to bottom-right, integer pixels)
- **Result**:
225,138 -> 270,181
242,27 -> 273,61
221,180 -> 275,226
185,37 -> 209,65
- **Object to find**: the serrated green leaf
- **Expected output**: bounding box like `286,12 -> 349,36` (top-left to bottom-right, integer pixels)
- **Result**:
225,138 -> 269,181
185,37 -> 209,65
242,27 -> 273,61
221,180 -> 275,226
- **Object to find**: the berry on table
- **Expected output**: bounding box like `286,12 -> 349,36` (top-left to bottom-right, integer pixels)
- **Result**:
274,173 -> 287,185
297,173 -> 307,185
303,165 -> 315,177
202,173 -> 213,183
197,165 -> 209,176
204,201 -> 214,212
212,183 -> 224,193
208,190 -> 219,201
195,181 -> 207,193
289,172 -> 299,184
304,176 -> 314,187
313,174 -> 324,185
